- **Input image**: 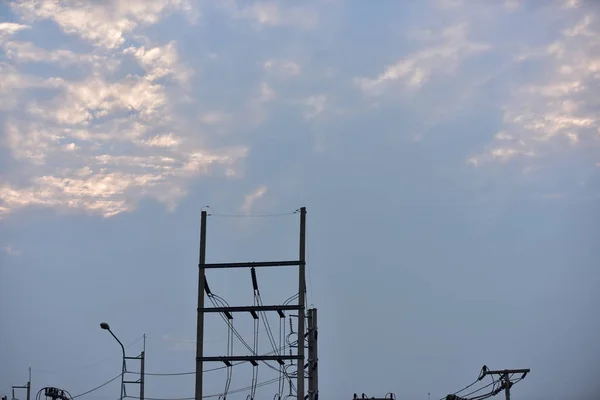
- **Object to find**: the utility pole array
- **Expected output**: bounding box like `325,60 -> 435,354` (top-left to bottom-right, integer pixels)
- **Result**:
481,368 -> 529,400
446,366 -> 530,400
194,207 -> 315,400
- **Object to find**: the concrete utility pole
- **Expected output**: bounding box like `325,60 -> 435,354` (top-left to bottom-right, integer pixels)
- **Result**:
481,368 -> 530,400
194,207 -> 310,400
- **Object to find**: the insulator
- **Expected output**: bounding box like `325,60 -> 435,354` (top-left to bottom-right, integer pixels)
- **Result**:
250,267 -> 259,292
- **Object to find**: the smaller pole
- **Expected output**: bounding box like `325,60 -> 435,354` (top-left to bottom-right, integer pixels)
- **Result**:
307,309 -> 314,400
312,308 -> 319,400
140,351 -> 145,400
26,368 -> 30,400
504,371 -> 510,400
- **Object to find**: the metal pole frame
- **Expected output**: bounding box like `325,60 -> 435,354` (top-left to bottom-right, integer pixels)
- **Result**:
194,207 -> 308,400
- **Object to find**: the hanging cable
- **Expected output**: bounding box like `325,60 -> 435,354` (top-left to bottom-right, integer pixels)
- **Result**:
204,206 -> 300,218
71,374 -> 121,398
250,269 -> 260,400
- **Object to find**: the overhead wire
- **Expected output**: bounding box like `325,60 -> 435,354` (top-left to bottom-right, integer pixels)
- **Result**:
203,206 -> 300,218
32,337 -> 143,375
72,373 -> 122,398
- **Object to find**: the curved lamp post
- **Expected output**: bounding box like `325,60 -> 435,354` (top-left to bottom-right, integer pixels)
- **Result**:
100,322 -> 126,400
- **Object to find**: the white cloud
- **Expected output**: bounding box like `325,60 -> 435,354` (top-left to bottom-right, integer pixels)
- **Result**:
263,59 -> 301,77
259,81 -> 276,102
303,95 -> 327,120
0,22 -> 30,41
200,111 -> 231,125
124,41 -> 192,84
219,0 -> 318,29
26,75 -> 169,126
0,1 -> 250,219
355,23 -> 490,95
239,185 -> 268,214
2,246 -> 21,256
470,15 -> 600,167
10,0 -> 193,49
1,40 -> 120,71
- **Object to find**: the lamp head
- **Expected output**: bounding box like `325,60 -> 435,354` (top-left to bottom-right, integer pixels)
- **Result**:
100,322 -> 110,330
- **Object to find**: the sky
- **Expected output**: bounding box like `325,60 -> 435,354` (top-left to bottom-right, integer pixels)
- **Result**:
1,0 -> 599,399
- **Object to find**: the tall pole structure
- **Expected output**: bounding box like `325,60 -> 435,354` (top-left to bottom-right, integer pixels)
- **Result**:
297,207 -> 306,400
194,210 -> 207,400
194,207 -> 309,400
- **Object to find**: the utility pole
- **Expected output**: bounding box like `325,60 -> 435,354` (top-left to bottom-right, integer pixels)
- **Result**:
194,207 -> 310,400
140,334 -> 145,400
297,207 -> 306,400
480,368 -> 530,400
307,308 -> 319,400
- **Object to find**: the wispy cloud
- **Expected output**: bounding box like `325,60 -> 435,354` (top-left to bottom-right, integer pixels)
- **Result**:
239,185 -> 268,214
218,0 -> 318,29
355,23 -> 490,95
2,246 -> 21,256
0,0 -> 249,219
469,14 -> 600,167
263,59 -> 301,78
10,0 -> 193,49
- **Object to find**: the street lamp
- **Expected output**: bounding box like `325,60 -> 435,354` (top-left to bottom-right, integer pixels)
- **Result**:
100,322 -> 126,400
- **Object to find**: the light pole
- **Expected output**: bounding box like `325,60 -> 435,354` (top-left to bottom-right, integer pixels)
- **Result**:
100,322 -> 126,400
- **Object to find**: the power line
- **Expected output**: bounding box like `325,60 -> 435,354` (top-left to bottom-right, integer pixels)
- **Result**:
201,206 -> 300,218
127,376 -> 281,400
72,374 -> 121,399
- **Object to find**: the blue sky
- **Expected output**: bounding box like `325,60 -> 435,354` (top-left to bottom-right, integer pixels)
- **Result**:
1,0 -> 599,399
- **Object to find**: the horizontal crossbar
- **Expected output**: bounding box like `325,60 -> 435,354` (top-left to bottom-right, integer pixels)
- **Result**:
198,355 -> 300,362
200,260 -> 304,269
200,305 -> 300,313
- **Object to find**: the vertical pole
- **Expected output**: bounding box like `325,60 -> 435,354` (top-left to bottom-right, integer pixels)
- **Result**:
307,309 -> 314,400
504,371 -> 510,400
140,351 -> 145,400
26,368 -> 31,400
121,356 -> 126,400
297,207 -> 306,400
312,309 -> 318,400
195,210 -> 207,400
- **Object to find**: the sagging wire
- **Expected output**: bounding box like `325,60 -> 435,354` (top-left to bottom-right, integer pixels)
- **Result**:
205,276 -> 299,399
127,377 -> 281,400
439,365 -> 491,400
205,292 -> 234,399
223,300 -> 234,398
276,305 -> 286,399
252,268 -> 280,355
203,206 -> 300,218
71,373 -> 121,398
205,279 -> 282,375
